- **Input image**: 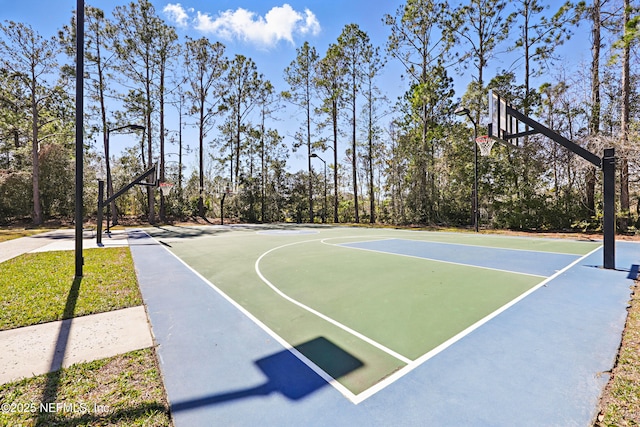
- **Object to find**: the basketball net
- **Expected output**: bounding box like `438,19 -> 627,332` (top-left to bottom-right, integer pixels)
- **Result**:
475,135 -> 495,156
159,182 -> 174,196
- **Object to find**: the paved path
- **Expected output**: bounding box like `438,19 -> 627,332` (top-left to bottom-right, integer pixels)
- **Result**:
0,306 -> 152,384
0,228 -> 128,263
0,229 -> 152,385
130,228 -> 640,427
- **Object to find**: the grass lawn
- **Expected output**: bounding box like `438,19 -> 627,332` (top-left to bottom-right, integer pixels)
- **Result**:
0,247 -> 172,426
0,248 -> 141,330
0,348 -> 171,426
0,227 -> 53,243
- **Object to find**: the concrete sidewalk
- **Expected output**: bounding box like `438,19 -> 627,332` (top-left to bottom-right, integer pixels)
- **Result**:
0,228 -> 153,385
0,228 -> 129,263
0,306 -> 153,385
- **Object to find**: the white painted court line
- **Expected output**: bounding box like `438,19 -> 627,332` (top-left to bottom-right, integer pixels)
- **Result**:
136,230 -> 360,404
138,227 -> 602,406
349,244 -> 603,403
255,240 -> 413,365
321,237 -> 549,279
388,235 -> 598,256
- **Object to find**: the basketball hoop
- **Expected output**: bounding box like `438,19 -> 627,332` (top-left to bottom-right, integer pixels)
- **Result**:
158,181 -> 174,196
475,135 -> 495,156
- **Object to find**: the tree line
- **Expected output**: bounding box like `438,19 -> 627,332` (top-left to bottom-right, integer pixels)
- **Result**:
0,0 -> 639,232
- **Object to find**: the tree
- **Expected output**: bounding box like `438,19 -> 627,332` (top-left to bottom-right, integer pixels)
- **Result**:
0,68 -> 29,171
385,0 -> 455,223
184,37 -> 227,218
453,0 -> 513,118
508,0 -> 576,199
283,41 -> 319,223
362,45 -> 385,223
60,6 -> 122,224
112,0 -> 170,223
618,0 -> 634,229
255,80 -> 282,222
510,1 -> 575,110
578,0 -> 620,217
404,64 -> 455,223
315,43 -> 346,223
454,0 -> 513,86
221,55 -> 262,188
337,23 -> 371,223
155,20 -> 179,222
0,21 -> 62,225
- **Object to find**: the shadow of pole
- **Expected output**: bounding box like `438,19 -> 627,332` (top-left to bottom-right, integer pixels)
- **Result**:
171,337 -> 364,413
39,276 -> 82,407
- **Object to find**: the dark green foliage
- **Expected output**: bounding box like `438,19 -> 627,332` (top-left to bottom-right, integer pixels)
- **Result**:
0,171 -> 31,222
0,1 -> 636,234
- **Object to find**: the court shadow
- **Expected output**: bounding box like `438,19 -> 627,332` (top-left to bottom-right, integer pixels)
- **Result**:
171,336 -> 363,412
584,263 -> 640,277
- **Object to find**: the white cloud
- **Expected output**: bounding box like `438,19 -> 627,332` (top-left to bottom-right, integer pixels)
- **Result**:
163,3 -> 191,28
193,4 -> 321,48
300,9 -> 321,36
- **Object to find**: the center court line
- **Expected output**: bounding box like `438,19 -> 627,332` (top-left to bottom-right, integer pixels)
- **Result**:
255,240 -> 413,365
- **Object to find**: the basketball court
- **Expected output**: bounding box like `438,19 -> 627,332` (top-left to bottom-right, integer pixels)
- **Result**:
128,224 -> 638,426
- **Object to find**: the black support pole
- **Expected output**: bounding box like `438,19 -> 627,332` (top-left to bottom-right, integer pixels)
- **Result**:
97,180 -> 104,246
502,103 -> 615,269
95,165 -> 156,246
74,0 -> 84,278
603,148 -> 616,269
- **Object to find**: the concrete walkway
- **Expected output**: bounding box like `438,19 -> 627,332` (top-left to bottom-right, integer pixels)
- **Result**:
0,306 -> 152,384
0,228 -> 129,264
0,229 -> 153,385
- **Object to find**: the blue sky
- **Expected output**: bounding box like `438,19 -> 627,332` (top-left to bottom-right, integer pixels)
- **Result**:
1,0 -> 410,171
1,1 -> 590,173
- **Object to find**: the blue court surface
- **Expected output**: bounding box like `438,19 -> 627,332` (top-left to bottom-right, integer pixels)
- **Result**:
337,238 -> 581,277
128,226 -> 639,426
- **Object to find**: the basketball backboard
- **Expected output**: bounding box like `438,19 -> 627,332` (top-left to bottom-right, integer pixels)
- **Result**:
488,90 -> 521,148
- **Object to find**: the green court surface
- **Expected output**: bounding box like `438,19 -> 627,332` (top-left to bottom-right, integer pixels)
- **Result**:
146,225 -> 600,400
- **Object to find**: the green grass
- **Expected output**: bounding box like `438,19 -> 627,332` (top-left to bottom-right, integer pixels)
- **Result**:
0,348 -> 171,426
0,248 -> 142,330
0,228 -> 53,243
0,245 -> 172,426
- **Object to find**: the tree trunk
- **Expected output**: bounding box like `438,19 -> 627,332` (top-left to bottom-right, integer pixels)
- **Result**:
159,63 -> 166,222
619,0 -> 631,229
333,102 -> 339,223
31,78 -> 42,225
352,82 -> 359,223
587,0 -> 601,217
198,96 -> 205,218
308,99 -> 313,223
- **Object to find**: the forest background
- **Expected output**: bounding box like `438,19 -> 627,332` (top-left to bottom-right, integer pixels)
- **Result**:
0,0 -> 639,231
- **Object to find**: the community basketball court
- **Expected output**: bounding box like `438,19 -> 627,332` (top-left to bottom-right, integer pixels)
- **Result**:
128,224 -> 637,426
